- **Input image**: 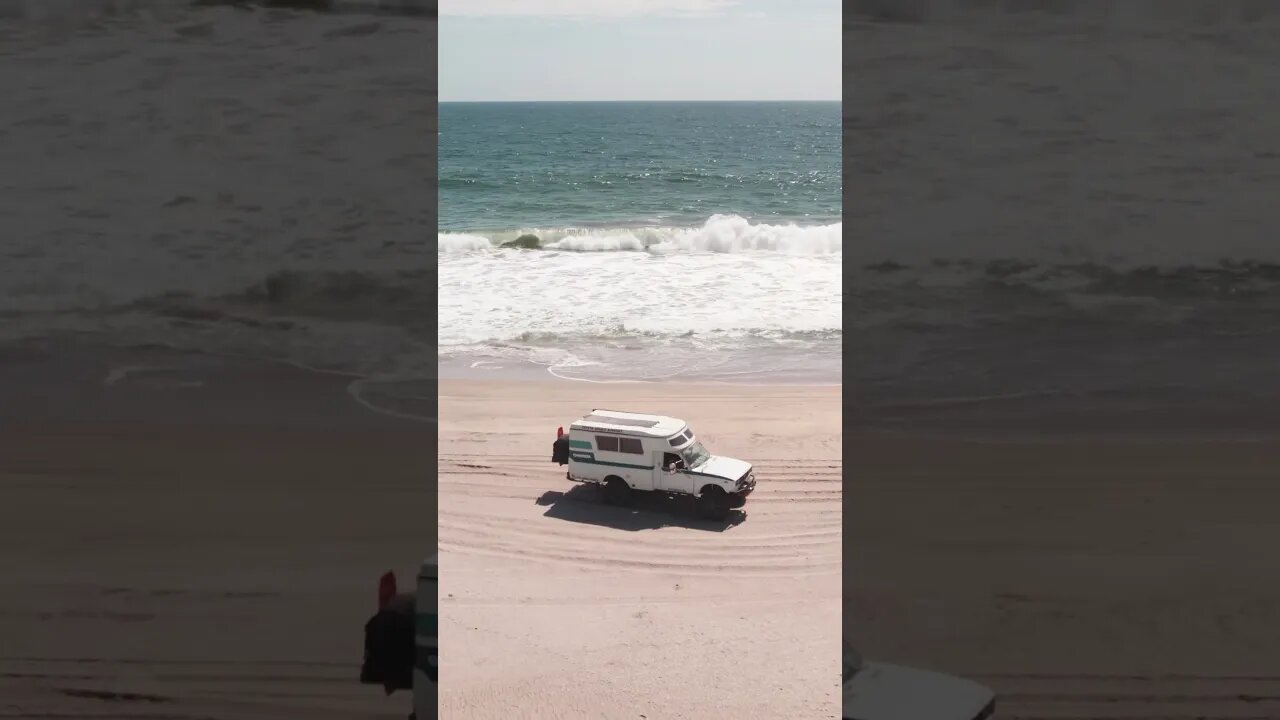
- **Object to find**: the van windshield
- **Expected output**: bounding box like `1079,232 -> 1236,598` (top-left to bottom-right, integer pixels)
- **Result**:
681,441 -> 710,469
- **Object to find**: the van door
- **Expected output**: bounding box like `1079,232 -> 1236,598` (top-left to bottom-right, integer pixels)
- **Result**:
656,451 -> 695,495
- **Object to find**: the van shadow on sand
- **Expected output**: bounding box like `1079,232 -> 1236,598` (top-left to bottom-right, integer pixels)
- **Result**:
536,485 -> 745,532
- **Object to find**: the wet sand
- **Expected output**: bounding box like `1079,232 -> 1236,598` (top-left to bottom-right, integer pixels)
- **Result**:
0,346 -> 434,719
438,379 -> 842,719
846,431 -> 1280,719
844,3 -> 1280,717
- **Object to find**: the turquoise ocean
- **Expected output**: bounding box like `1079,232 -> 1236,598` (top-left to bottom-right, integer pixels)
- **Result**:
438,101 -> 843,383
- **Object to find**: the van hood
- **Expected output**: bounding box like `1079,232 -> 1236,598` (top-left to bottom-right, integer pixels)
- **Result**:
844,662 -> 994,720
691,455 -> 751,481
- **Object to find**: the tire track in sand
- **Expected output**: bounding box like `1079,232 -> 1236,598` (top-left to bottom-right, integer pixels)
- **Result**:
439,454 -> 841,580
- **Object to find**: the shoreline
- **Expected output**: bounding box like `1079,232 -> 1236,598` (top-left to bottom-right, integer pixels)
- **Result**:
437,352 -> 842,387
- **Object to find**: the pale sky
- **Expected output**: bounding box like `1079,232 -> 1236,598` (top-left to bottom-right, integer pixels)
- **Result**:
438,0 -> 840,102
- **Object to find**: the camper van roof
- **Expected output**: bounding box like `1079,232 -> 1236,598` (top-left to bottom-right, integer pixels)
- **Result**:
571,409 -> 687,438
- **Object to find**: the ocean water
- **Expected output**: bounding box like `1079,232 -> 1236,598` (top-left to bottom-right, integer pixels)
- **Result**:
0,1 -> 437,406
847,0 -> 1280,435
0,0 -> 433,20
438,102 -> 842,383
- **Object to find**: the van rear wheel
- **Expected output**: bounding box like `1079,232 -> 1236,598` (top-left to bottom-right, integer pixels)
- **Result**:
602,477 -> 632,506
698,486 -> 731,520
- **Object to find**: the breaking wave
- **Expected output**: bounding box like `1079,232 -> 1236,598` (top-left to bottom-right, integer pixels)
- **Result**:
33,254 -> 1270,346
0,0 -> 434,22
438,214 -> 842,254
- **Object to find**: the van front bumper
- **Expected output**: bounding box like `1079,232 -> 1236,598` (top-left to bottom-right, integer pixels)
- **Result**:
735,474 -> 756,495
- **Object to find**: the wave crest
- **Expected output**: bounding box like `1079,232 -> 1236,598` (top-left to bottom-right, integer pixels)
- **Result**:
439,214 -> 842,255
0,0 -> 435,21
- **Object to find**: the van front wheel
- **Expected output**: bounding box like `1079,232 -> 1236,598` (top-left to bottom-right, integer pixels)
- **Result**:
698,486 -> 731,520
602,477 -> 632,506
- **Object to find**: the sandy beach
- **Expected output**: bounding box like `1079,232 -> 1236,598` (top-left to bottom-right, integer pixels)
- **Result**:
438,379 -> 841,719
0,345 -> 434,719
846,431 -> 1280,719
845,3 -> 1280,717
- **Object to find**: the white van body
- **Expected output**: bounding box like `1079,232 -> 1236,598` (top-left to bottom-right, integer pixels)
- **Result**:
413,554 -> 437,720
560,410 -> 756,514
843,641 -> 995,720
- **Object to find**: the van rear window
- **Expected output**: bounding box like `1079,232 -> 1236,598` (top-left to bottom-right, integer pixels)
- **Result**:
619,437 -> 643,454
595,436 -> 619,452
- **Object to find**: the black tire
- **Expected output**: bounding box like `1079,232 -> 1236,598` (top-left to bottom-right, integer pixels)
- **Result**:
729,493 -> 747,509
602,476 -> 632,506
698,486 -> 731,520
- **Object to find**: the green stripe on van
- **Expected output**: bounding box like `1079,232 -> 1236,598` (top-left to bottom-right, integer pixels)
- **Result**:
570,451 -> 733,478
416,612 -> 437,635
569,452 -> 652,471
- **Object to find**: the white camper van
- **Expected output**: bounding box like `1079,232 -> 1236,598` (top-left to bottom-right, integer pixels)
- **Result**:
843,640 -> 995,720
551,409 -> 756,520
413,556 -> 437,720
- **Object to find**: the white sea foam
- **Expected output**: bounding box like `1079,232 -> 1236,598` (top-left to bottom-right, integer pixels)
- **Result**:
438,237 -> 841,350
438,232 -> 498,252
438,215 -> 842,255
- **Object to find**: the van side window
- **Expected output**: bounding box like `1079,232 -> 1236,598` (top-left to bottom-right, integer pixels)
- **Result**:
668,435 -> 684,446
595,435 -> 619,452
663,452 -> 683,469
618,437 -> 644,455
